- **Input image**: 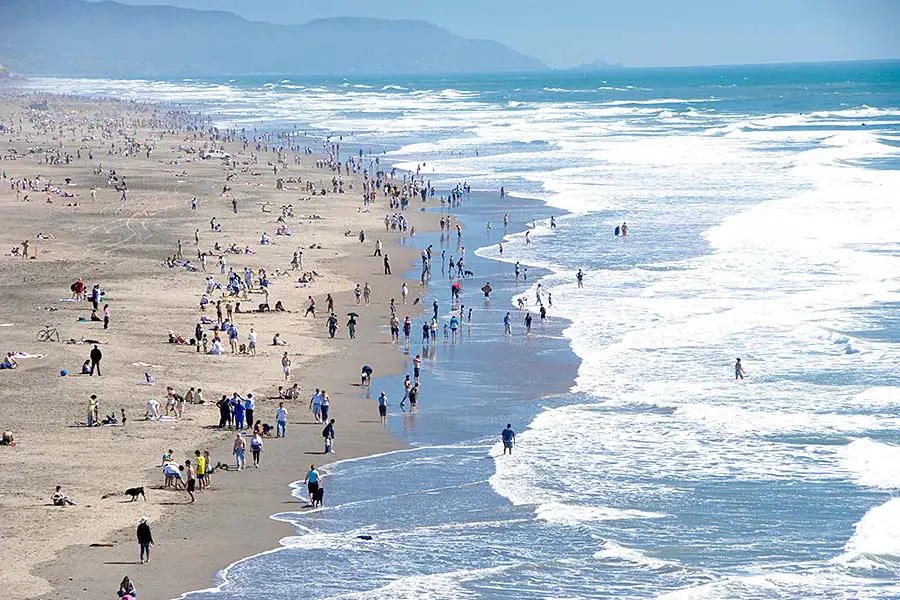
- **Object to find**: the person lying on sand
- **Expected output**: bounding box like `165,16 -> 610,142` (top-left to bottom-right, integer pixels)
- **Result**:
0,352 -> 18,369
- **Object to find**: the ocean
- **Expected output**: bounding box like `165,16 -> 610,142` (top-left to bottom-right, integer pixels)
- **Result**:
21,60 -> 900,599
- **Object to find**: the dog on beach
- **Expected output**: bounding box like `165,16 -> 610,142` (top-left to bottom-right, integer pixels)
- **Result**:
463,270 -> 474,278
125,487 -> 147,501
312,487 -> 324,507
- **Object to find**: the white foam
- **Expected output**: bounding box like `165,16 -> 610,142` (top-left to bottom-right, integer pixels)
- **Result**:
535,502 -> 666,525
838,439 -> 900,489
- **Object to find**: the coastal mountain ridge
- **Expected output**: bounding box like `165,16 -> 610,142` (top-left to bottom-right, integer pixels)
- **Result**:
0,0 -> 548,77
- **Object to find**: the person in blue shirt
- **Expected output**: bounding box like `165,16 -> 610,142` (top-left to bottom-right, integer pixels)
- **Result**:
377,392 -> 388,425
501,424 -> 516,455
503,312 -> 512,336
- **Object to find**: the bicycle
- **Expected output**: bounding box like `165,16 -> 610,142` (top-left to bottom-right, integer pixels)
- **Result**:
37,325 -> 60,342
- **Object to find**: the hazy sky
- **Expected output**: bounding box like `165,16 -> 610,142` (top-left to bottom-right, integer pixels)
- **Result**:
97,0 -> 900,68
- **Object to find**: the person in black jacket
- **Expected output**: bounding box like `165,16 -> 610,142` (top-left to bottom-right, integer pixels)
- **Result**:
89,344 -> 102,376
137,517 -> 153,564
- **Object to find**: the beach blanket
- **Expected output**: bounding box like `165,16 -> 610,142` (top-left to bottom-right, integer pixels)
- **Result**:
10,352 -> 45,359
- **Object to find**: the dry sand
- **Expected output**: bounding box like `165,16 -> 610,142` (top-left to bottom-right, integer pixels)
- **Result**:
0,93 -> 436,599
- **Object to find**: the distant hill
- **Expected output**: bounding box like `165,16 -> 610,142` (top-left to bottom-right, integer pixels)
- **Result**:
0,0 -> 547,77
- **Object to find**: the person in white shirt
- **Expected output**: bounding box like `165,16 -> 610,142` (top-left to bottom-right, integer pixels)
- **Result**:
247,328 -> 257,356
146,399 -> 161,421
276,402 -> 288,438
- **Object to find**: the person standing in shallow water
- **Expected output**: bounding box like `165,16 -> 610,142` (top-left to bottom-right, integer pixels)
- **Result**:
735,358 -> 745,380
501,424 -> 516,455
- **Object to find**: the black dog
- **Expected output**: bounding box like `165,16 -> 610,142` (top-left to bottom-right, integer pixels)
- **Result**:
125,486 -> 146,501
312,487 -> 324,507
463,270 -> 474,278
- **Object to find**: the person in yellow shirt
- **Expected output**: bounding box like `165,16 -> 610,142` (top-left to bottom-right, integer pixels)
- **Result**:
194,450 -> 206,490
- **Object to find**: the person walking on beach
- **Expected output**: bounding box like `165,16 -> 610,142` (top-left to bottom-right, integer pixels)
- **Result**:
137,518 -> 153,564
378,391 -> 388,425
374,239 -> 382,256
735,358 -> 745,380
276,402 -> 287,438
305,296 -> 316,318
250,432 -> 263,468
363,282 -> 371,305
233,432 -> 246,470
304,465 -> 320,504
504,312 -> 512,336
322,419 -> 335,454
281,352 -> 291,380
185,460 -> 196,503
327,313 -> 338,338
501,424 -> 516,455
103,304 -> 110,329
320,390 -> 331,422
347,314 -> 358,339
576,269 -> 584,288
89,344 -> 102,376
383,254 -> 391,275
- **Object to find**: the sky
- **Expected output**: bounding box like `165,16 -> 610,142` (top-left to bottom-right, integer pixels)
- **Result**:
94,0 -> 900,68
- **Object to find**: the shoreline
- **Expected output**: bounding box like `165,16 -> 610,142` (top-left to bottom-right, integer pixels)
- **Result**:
0,90 -> 440,600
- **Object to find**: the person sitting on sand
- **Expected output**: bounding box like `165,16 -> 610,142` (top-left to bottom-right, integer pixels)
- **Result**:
117,575 -> 136,599
272,333 -> 288,346
1,430 -> 15,446
0,352 -> 18,369
209,337 -> 224,355
51,485 -> 75,506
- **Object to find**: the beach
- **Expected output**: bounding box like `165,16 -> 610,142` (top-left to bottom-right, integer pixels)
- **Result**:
0,92 -> 434,599
4,61 -> 900,600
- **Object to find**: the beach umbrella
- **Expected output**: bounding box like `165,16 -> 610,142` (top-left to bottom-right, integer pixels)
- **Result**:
346,312 -> 360,318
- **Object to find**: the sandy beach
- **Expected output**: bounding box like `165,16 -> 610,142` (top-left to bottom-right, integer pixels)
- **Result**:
0,92 -> 436,600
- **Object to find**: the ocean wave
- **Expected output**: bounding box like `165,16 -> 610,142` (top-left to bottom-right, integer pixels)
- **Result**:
535,502 -> 667,525
838,439 -> 900,489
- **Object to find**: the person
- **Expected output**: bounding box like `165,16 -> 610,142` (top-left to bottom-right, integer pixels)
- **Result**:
103,304 -> 110,329
621,222 -> 628,236
184,460 -> 196,503
327,313 -> 338,338
250,432 -> 263,467
501,424 -> 516,455
408,384 -> 419,411
117,576 -> 136,599
276,402 -> 287,438
244,394 -> 255,428
576,269 -> 584,288
361,365 -> 373,386
363,282 -> 371,305
305,296 -> 316,318
79,358 -> 91,374
401,282 -> 409,304
281,352 -> 291,380
735,358 -> 745,380
413,354 -> 422,384
195,449 -> 206,490
304,464 -> 320,504
320,390 -> 331,422
377,391 -> 388,425
88,394 -> 100,426
89,344 -> 102,376
310,388 -> 322,423
137,517 -> 153,564
504,312 -> 512,336
374,239 -> 382,256
524,312 -> 532,334
233,432 -> 246,470
347,314 -> 358,339
322,419 -> 335,454
247,328 -> 257,356
383,254 -> 391,275
51,485 -> 75,506
1,352 -> 18,369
